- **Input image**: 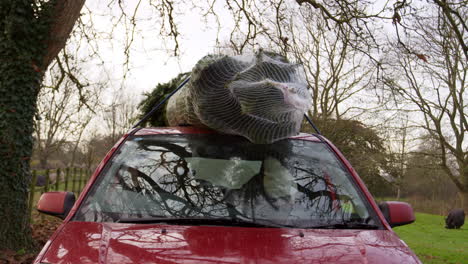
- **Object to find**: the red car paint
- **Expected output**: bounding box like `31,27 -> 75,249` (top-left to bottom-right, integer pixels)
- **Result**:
34,127 -> 421,264
386,201 -> 416,225
37,192 -> 68,214
38,222 -> 419,264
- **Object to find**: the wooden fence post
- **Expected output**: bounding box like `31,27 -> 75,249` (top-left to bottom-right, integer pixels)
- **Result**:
44,169 -> 50,193
72,167 -> 77,193
55,168 -> 61,191
81,168 -> 85,191
78,168 -> 83,195
64,167 -> 70,191
28,170 -> 37,222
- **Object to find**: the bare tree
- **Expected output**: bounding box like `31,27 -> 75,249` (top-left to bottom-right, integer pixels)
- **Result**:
288,8 -> 375,120
404,134 -> 461,213
295,0 -> 468,62
34,48 -> 104,169
34,83 -> 75,169
392,114 -> 412,200
78,130 -> 115,172
223,1 -> 377,120
383,3 -> 467,208
102,90 -> 140,143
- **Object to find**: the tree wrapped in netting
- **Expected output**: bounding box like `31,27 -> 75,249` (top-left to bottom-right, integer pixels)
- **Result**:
145,50 -> 312,143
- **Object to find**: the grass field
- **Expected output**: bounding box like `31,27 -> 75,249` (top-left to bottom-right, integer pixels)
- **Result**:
394,213 -> 467,264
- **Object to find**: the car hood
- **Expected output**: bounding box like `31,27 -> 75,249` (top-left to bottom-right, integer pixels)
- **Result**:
38,221 -> 420,264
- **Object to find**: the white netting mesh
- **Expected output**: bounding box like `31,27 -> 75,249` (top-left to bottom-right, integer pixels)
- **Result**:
166,51 -> 311,143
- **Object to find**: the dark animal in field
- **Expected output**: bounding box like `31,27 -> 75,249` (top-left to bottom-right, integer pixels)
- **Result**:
35,174 -> 47,187
445,209 -> 465,229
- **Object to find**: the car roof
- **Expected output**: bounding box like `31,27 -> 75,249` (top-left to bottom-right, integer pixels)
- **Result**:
133,126 -> 322,142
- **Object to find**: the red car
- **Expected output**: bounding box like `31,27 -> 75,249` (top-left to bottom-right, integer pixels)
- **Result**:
34,127 -> 421,263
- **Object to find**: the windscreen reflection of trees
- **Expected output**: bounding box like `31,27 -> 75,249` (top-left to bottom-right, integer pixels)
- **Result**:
77,136 -> 360,226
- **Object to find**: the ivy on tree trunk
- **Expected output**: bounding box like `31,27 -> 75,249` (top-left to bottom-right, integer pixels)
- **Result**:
0,0 -> 85,250
0,0 -> 48,250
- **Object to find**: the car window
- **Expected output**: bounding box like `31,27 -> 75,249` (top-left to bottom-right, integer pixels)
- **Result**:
74,134 -> 380,228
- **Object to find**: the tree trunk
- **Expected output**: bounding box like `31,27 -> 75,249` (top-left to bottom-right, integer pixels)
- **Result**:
459,191 -> 468,212
0,2 -> 45,251
462,167 -> 468,211
0,0 -> 85,250
39,154 -> 49,169
0,67 -> 41,247
0,73 -> 40,250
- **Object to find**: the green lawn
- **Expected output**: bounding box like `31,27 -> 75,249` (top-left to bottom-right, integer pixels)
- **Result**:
394,213 -> 467,264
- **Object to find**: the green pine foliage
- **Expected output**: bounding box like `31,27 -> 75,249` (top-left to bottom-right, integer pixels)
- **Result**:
138,73 -> 189,127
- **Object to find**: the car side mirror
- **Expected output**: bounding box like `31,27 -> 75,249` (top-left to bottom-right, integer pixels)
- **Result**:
37,191 -> 76,219
378,201 -> 415,227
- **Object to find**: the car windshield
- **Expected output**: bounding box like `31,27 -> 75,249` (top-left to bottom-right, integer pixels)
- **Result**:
74,133 -> 380,228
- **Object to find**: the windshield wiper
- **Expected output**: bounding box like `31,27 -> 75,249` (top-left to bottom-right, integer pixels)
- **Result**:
311,222 -> 380,230
117,216 -> 291,228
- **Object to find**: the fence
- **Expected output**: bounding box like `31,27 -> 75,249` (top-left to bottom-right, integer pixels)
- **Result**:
28,168 -> 93,222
